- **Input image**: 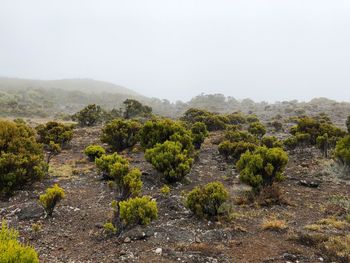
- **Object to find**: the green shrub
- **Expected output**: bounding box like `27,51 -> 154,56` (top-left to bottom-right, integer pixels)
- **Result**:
119,196 -> 158,226
0,220 -> 39,263
246,115 -> 259,123
139,118 -> 194,152
95,153 -> 142,199
123,99 -> 152,119
224,130 -> 258,144
160,185 -> 170,196
101,118 -> 141,152
347,116 -> 350,133
248,122 -> 266,138
191,122 -> 208,149
103,222 -> 117,235
145,141 -> 193,182
181,108 -> 227,131
218,140 -> 257,161
335,135 -> 350,167
0,120 -> 47,196
84,145 -> 106,161
36,121 -> 73,148
237,147 -> 288,191
283,136 -> 298,150
39,184 -> 65,217
186,181 -> 229,218
261,136 -> 282,148
270,120 -> 283,132
72,104 -> 104,126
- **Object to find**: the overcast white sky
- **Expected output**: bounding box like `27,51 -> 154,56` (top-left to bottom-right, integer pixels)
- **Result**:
1,0 -> 350,102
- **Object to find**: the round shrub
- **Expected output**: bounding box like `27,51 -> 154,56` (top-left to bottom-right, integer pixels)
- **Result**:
218,140 -> 257,161
139,118 -> 190,149
261,136 -> 282,148
248,122 -> 266,138
186,181 -> 229,218
119,196 -> 158,226
84,145 -> 106,161
101,118 -> 141,152
0,120 -> 47,196
0,220 -> 39,262
145,141 -> 193,182
347,116 -> 350,133
237,146 -> 289,191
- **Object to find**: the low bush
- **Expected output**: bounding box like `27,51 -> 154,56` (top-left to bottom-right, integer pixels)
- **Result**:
248,122 -> 266,138
84,145 -> 106,161
36,121 -> 73,148
95,153 -> 142,199
119,196 -> 158,226
186,181 -> 229,218
0,220 -> 39,263
218,140 -> 257,161
237,146 -> 289,191
72,104 -> 104,126
145,141 -> 193,182
261,136 -> 282,148
39,184 -> 65,217
123,99 -> 152,119
0,120 -> 47,196
101,118 -> 141,152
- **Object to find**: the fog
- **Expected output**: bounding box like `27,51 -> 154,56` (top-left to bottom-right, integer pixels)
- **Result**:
1,0 -> 350,102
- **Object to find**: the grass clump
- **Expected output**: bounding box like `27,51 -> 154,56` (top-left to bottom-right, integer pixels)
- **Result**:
262,218 -> 288,231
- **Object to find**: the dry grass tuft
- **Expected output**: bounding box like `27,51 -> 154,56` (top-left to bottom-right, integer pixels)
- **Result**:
262,218 -> 288,231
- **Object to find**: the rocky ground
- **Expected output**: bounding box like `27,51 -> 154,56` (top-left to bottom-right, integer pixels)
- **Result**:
1,126 -> 350,263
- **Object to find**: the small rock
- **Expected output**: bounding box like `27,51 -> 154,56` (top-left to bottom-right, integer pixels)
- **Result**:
124,237 -> 131,243
155,248 -> 162,255
195,236 -> 201,243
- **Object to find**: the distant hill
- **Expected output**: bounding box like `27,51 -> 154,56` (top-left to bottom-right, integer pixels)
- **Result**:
0,77 -> 142,97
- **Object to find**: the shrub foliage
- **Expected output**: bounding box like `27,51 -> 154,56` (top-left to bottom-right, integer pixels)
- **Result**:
84,145 -> 106,161
39,184 -> 65,217
0,120 -> 46,196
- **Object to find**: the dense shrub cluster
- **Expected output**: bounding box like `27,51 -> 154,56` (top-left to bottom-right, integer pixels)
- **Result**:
186,181 -> 228,218
0,220 -> 39,262
145,141 -> 193,182
96,153 -> 142,199
0,120 -> 47,196
218,129 -> 259,161
138,118 -> 193,151
39,184 -> 65,217
181,108 -> 227,131
237,146 -> 289,191
101,118 -> 141,152
84,145 -> 106,161
347,116 -> 350,133
261,136 -> 282,148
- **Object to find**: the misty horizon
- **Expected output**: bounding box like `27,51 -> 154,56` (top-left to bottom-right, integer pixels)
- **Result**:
1,0 -> 350,102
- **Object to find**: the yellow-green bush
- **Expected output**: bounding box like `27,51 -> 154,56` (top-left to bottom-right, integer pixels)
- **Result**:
261,136 -> 282,148
186,181 -> 229,218
145,141 -> 193,182
218,140 -> 257,161
248,122 -> 266,138
237,146 -> 288,191
0,220 -> 39,263
95,153 -> 142,199
39,184 -> 65,217
84,145 -> 106,161
335,135 -> 350,167
36,121 -> 74,148
0,120 -> 47,196
101,118 -> 141,152
119,196 -> 158,226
